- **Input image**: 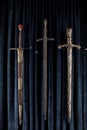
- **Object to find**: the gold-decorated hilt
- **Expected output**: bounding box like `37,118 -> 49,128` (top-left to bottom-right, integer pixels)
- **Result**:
58,28 -> 81,49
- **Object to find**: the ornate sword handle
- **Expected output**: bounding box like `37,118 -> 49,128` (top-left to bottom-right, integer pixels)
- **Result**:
66,28 -> 81,49
66,28 -> 72,45
66,28 -> 72,38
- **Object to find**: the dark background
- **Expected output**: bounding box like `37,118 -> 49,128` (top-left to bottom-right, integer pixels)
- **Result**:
0,0 -> 87,130
80,0 -> 87,47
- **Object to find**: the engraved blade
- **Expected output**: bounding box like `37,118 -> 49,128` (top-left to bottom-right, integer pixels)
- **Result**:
67,46 -> 72,122
43,38 -> 47,121
17,48 -> 23,125
17,24 -> 24,125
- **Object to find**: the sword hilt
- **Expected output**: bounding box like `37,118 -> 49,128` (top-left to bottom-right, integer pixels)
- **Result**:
9,23 -> 32,51
58,28 -> 81,49
43,19 -> 47,32
66,28 -> 81,49
44,19 -> 47,25
36,19 -> 54,42
18,24 -> 24,48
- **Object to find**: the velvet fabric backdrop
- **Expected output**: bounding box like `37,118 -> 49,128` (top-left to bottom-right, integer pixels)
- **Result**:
80,0 -> 87,129
0,0 -> 83,130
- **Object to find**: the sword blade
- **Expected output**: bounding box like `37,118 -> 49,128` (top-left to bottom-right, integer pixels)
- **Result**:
67,46 -> 72,122
17,48 -> 23,125
43,38 -> 47,120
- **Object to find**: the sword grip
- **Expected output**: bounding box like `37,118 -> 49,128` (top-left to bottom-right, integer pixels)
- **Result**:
66,28 -> 72,38
18,24 -> 24,48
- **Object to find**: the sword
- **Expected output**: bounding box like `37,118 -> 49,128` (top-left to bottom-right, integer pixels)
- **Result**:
9,24 -> 32,125
36,19 -> 54,120
58,28 -> 81,122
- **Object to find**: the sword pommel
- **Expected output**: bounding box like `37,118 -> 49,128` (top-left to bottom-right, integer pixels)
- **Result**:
44,19 -> 47,25
66,28 -> 72,38
18,24 -> 24,31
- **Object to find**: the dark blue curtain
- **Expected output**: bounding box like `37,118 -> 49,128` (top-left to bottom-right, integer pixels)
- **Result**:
0,0 -> 83,130
81,1 -> 87,130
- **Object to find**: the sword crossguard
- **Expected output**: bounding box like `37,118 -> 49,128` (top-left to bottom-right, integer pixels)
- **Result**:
36,38 -> 54,42
24,46 -> 32,50
47,38 -> 55,41
85,48 -> 87,50
71,44 -> 81,49
58,44 -> 81,49
9,48 -> 17,51
36,38 -> 43,42
9,46 -> 32,51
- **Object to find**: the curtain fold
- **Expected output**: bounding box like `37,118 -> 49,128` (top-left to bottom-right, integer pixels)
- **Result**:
0,0 -> 83,130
